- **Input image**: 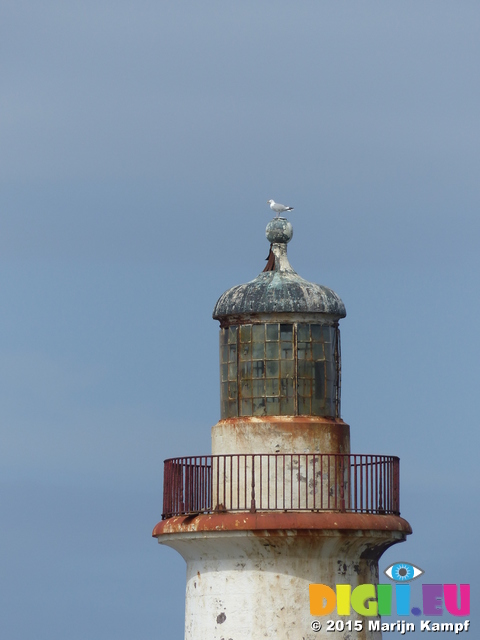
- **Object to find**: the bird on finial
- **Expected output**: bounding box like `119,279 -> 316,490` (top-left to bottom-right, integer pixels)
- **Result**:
267,199 -> 294,217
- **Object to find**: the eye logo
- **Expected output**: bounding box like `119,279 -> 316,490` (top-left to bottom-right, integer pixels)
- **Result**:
384,562 -> 424,582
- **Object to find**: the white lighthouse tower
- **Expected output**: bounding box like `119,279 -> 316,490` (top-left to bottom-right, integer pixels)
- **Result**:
153,216 -> 411,639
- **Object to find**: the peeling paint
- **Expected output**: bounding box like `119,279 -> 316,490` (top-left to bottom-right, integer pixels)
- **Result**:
153,511 -> 412,537
159,529 -> 405,639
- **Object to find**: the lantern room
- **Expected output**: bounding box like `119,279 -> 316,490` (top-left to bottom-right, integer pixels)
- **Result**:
213,217 -> 346,420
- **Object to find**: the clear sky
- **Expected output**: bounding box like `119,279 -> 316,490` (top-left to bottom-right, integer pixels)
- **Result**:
1,2 -> 479,638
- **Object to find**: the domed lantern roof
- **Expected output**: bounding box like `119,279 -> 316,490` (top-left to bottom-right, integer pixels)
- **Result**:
213,218 -> 346,321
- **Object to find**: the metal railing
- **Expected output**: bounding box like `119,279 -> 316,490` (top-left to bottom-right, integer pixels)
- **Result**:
162,453 -> 400,519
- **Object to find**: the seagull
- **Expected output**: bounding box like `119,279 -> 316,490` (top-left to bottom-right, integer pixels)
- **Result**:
267,199 -> 294,217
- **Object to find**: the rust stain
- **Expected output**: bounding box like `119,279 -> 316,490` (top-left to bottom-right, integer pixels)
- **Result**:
263,245 -> 275,272
217,415 -> 348,428
153,511 -> 412,537
212,415 -> 351,453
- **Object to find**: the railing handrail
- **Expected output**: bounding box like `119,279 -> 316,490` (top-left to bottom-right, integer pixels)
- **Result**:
161,453 -> 400,519
163,453 -> 400,462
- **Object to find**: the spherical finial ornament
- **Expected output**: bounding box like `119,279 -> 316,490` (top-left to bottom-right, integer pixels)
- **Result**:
266,218 -> 293,244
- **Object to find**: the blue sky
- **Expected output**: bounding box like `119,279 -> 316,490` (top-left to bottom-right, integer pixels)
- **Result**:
1,2 -> 479,637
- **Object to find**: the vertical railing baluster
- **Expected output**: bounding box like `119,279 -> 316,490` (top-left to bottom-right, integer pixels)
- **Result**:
292,454 -> 302,509
320,454 -> 324,510
388,457 -> 391,513
352,455 -> 357,511
290,454 -> 293,511
370,456 -> 375,511
394,457 -> 400,515
222,456 -> 226,510
312,454 -> 316,510
267,455 -> 271,510
340,455 -> 345,512
305,454 -> 309,510
336,454 -> 339,510
244,455 -> 248,511
259,455 -> 263,510
360,456 -> 364,513
237,454 -> 240,510
216,454 -> 220,510
250,454 -> 256,513
275,455 -> 278,510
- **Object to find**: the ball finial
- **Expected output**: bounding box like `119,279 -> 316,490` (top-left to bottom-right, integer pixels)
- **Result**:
266,218 -> 293,244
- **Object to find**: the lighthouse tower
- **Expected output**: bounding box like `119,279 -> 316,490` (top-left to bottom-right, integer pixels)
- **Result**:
153,216 -> 411,639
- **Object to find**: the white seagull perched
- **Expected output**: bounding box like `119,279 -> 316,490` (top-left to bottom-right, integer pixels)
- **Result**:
267,199 -> 294,217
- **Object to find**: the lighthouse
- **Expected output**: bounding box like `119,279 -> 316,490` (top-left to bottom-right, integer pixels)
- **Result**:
153,215 -> 412,639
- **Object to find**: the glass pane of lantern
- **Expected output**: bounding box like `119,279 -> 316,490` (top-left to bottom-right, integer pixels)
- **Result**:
253,397 -> 266,416
323,326 -> 334,343
240,398 -> 253,416
280,342 -> 293,359
240,380 -> 252,398
252,379 -> 265,396
298,323 -> 310,342
266,397 -> 280,415
240,324 -> 252,343
313,343 -> 325,360
221,397 -> 228,418
240,361 -> 251,378
298,396 -> 311,415
252,361 -> 265,378
324,397 -> 335,416
280,324 -> 293,340
281,397 -> 294,415
281,377 -> 294,397
221,345 -> 228,364
312,397 -> 325,415
239,343 -> 251,360
311,325 -> 323,342
314,361 -> 325,399
266,360 -> 279,377
298,360 -> 313,378
298,342 -> 312,360
266,378 -> 279,396
266,342 -> 279,359
280,360 -> 294,377
252,342 -> 265,359
298,379 -> 311,397
252,324 -> 265,342
266,324 -> 279,341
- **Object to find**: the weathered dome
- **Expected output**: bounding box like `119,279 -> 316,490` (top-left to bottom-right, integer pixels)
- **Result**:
213,217 -> 346,320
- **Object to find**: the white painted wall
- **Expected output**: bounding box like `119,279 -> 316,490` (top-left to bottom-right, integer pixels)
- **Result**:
159,528 -> 405,640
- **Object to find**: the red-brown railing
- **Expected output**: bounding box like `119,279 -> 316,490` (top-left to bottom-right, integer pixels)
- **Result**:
162,453 -> 400,519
